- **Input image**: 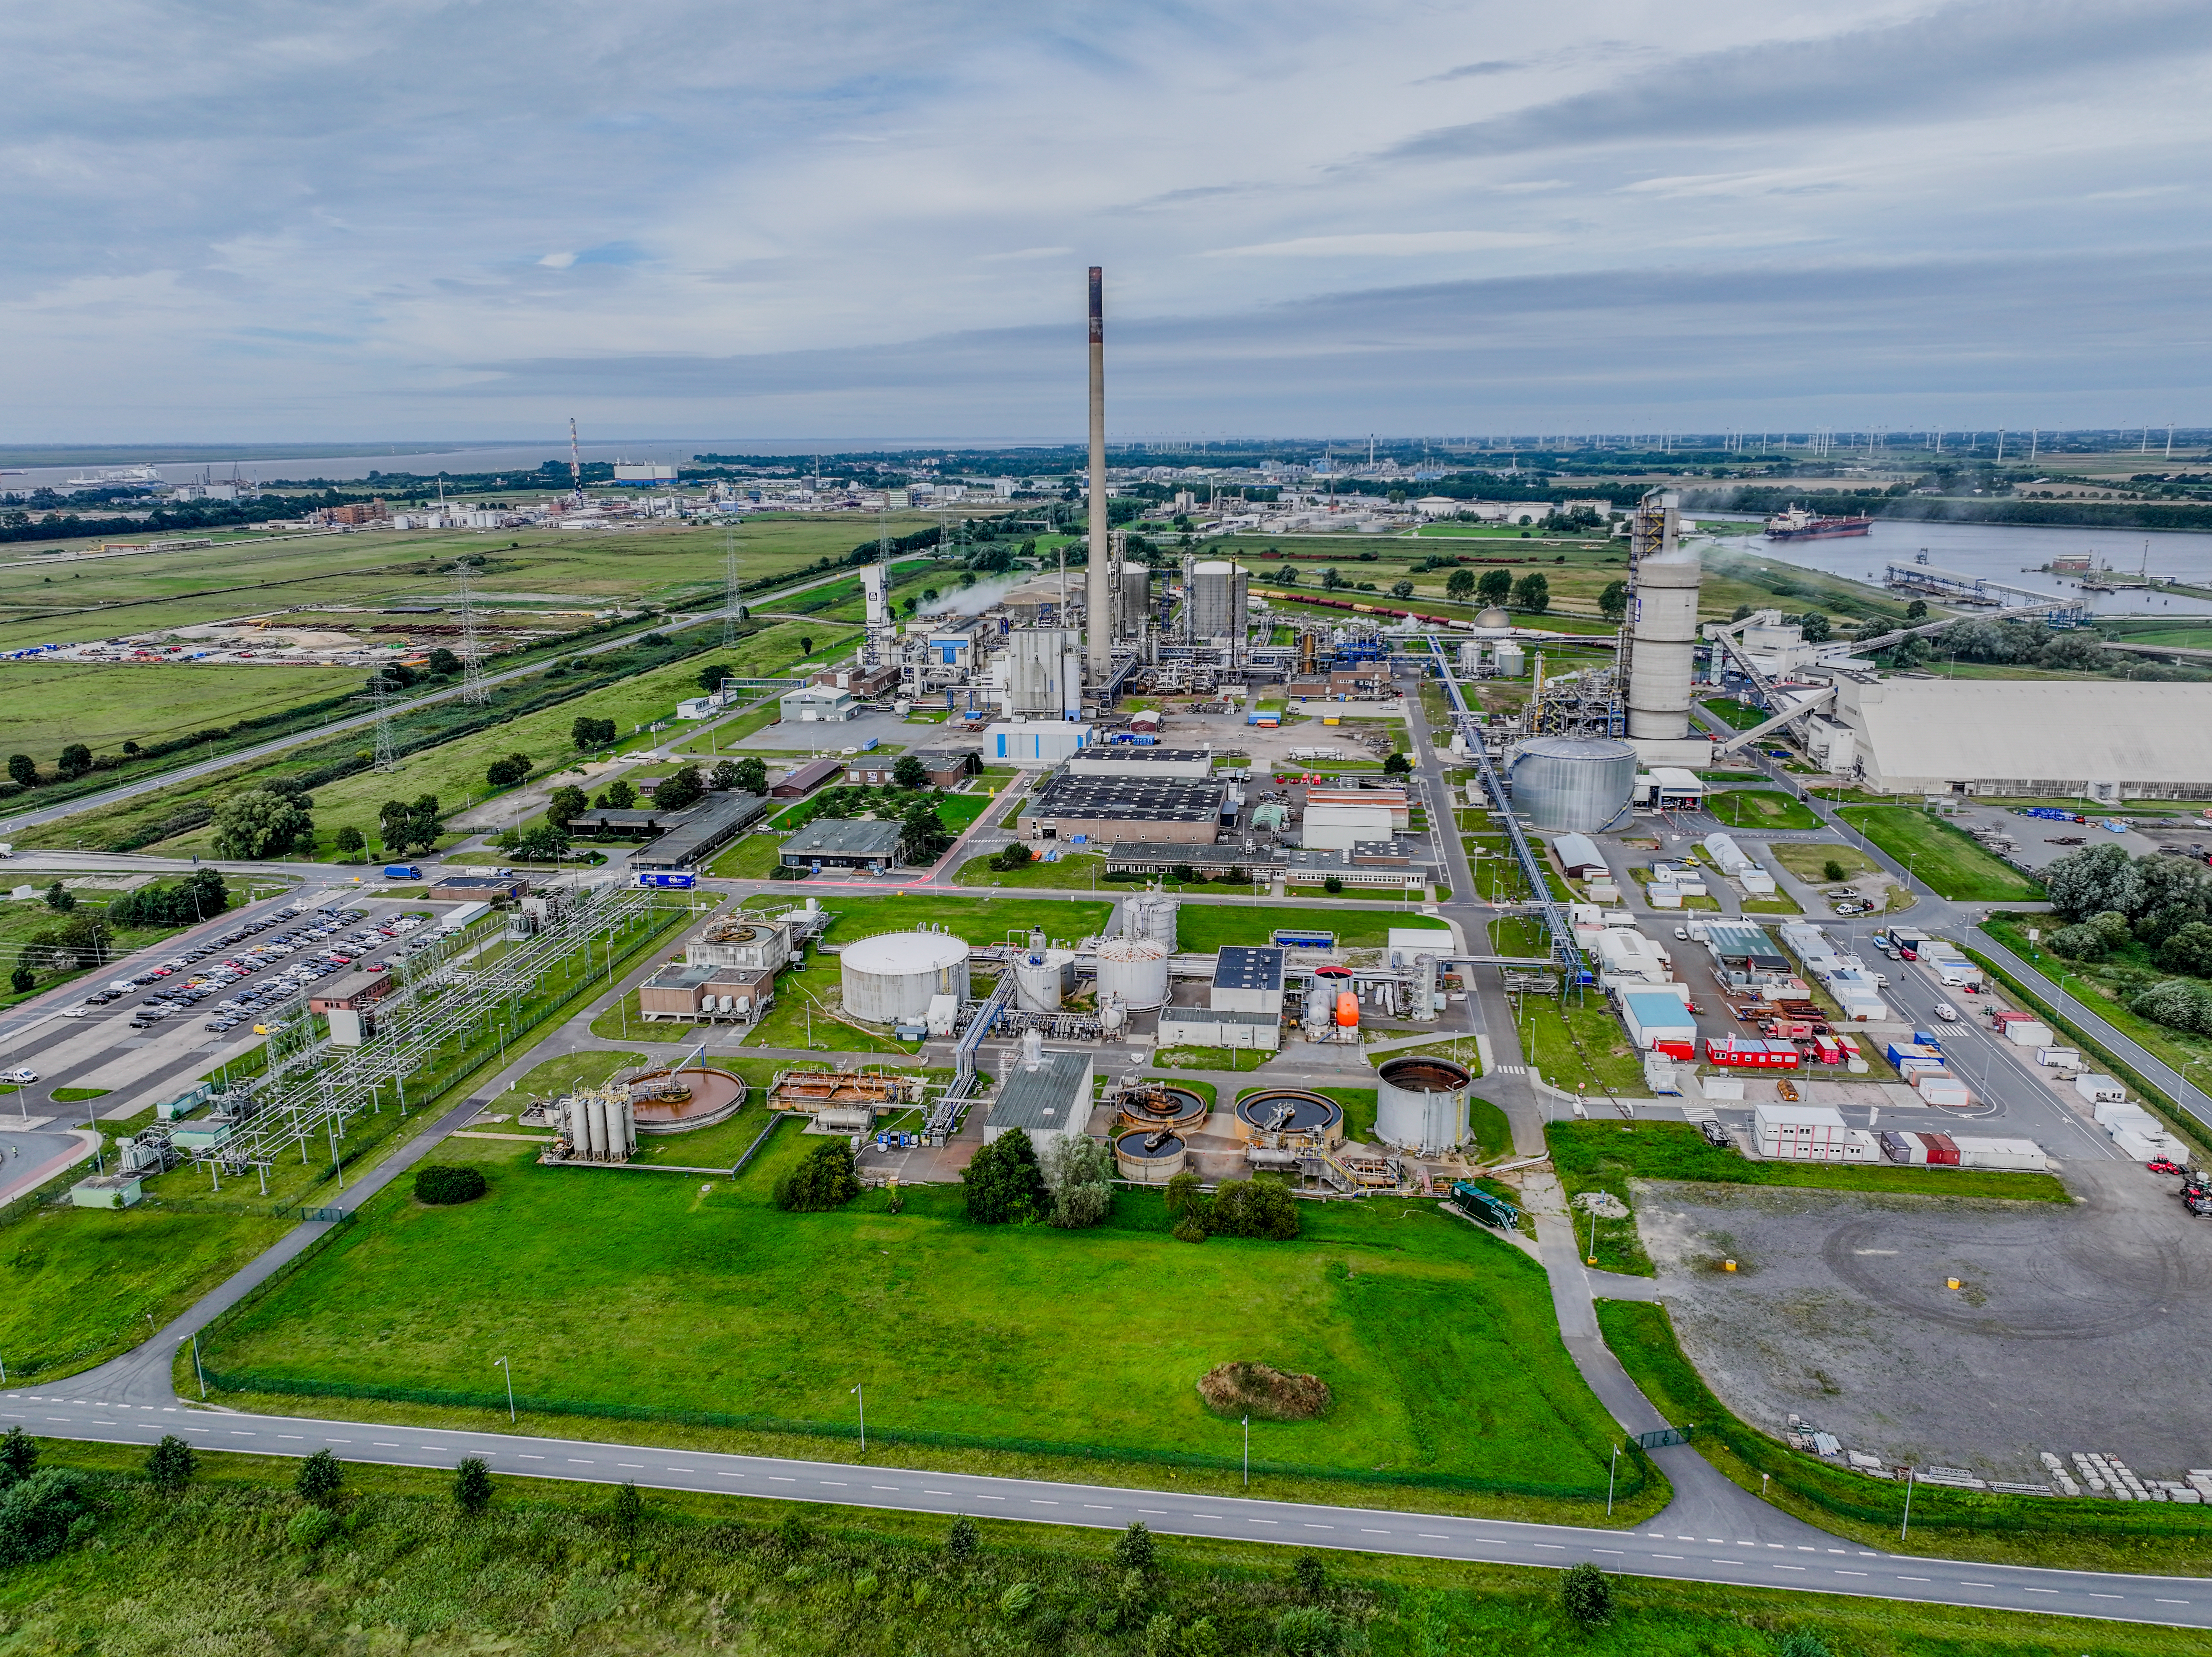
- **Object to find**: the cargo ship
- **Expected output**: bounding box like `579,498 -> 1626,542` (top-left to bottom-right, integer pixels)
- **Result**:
1763,504 -> 1873,540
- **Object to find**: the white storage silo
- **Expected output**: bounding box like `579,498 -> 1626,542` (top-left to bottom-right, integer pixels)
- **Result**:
1093,935 -> 1170,1011
841,930 -> 972,1023
1127,893 -> 1179,951
1456,641 -> 1484,675
1189,561 -> 1248,641
1491,640 -> 1525,678
1374,1055 -> 1471,1154
1014,949 -> 1069,1013
1509,736 -> 1638,833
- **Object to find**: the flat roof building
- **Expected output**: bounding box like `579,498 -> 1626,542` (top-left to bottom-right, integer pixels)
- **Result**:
780,684 -> 857,724
1211,945 -> 1285,1015
780,818 -> 905,872
987,1047 -> 1094,1150
1065,748 -> 1216,781
627,792 -> 772,872
1157,1005 -> 1280,1051
1017,772 -> 1224,845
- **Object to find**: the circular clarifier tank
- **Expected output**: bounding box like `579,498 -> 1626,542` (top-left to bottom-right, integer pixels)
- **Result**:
1114,1129 -> 1189,1183
1232,1088 -> 1344,1144
1115,1082 -> 1209,1133
629,1067 -> 749,1134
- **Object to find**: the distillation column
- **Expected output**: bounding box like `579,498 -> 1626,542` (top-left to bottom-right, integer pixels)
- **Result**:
1085,266 -> 1112,683
1625,489 -> 1701,741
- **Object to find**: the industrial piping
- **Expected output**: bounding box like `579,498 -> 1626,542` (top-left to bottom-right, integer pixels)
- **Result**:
1085,266 -> 1112,682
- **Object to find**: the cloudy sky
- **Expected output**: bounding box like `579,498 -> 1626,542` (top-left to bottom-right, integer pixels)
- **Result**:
7,0 -> 2211,446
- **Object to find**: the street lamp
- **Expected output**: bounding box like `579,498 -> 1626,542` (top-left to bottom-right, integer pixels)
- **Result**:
494,1355 -> 515,1422
852,1382 -> 866,1453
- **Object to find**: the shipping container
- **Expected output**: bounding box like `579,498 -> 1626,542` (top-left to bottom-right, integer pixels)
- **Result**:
2035,1047 -> 2080,1068
1708,1036 -> 1802,1070
1920,1131 -> 1960,1166
1950,1135 -> 2050,1172
1881,1130 -> 1927,1164
1919,1080 -> 1973,1109
2074,1073 -> 2128,1104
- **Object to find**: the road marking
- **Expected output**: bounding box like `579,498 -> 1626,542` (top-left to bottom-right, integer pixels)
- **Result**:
2155,1599 -> 2190,1605
182,1427 -> 208,1434
819,1480 -> 847,1486
1835,1571 -> 1866,1577
925,1490 -> 954,1496
2025,1588 -> 2057,1595
519,1454 -> 544,1460
568,1459 -> 595,1466
1709,1560 -> 1742,1567
1960,1582 -> 1993,1587
1304,1524 -> 1333,1530
1593,1549 -> 1623,1556
1773,1565 -> 1805,1572
717,1472 -> 743,1479
93,1420 -> 116,1426
874,1486 -> 901,1492
420,1446 -> 448,1452
768,1476 -> 795,1483
374,1442 -> 400,1447
1765,1543 -> 1784,1549
1140,1510 -> 1167,1516
1361,1529 -> 1391,1535
44,1418 -> 70,1423
1797,1546 -> 1815,1552
976,1494 -> 1003,1501
278,1434 -> 304,1440
668,1468 -> 694,1474
1084,1504 -> 1115,1510
230,1431 -> 255,1437
1534,1543 -> 1564,1551
1654,1555 -> 1684,1561
1417,1534 -> 1449,1541
1250,1519 -> 1278,1525
2089,1593 -> 2123,1600
619,1464 -> 645,1470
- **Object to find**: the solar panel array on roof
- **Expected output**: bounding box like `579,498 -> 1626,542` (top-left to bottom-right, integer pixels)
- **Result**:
1213,945 -> 1285,992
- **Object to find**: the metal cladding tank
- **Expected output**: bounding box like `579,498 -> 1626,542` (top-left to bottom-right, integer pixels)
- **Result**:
1375,1054 -> 1472,1154
1093,935 -> 1170,1011
1509,735 -> 1638,832
1625,490 -> 1701,740
1126,893 -> 1178,951
1114,1129 -> 1188,1183
1118,563 -> 1152,623
1189,561 -> 1248,641
1490,639 -> 1525,677
840,930 -> 972,1023
1014,949 -> 1069,1013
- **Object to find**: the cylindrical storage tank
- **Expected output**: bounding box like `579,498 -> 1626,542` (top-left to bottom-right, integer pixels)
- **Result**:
616,1096 -> 637,1158
1119,564 -> 1152,620
1413,954 -> 1438,1023
1490,639 -> 1524,676
1375,1055 -> 1472,1153
1456,641 -> 1484,675
840,930 -> 972,1023
1232,1089 -> 1343,1144
1508,736 -> 1638,833
1189,561 -> 1248,640
1128,893 -> 1178,951
1115,1130 -> 1188,1184
1335,990 -> 1359,1028
817,1105 -> 874,1132
1100,991 -> 1125,1034
1093,935 -> 1170,1011
1627,515 -> 1701,740
1014,952 -> 1062,1012
587,1095 -> 611,1160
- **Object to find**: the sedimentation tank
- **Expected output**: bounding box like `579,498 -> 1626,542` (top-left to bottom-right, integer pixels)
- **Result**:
1374,1054 -> 1472,1154
1232,1088 -> 1344,1145
1509,735 -> 1638,832
1115,1129 -> 1188,1183
1626,491 -> 1701,740
840,930 -> 971,1023
1094,935 -> 1170,1010
1115,1082 -> 1209,1133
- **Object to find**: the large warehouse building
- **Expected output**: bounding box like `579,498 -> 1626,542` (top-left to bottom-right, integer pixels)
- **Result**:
1822,678 -> 2212,800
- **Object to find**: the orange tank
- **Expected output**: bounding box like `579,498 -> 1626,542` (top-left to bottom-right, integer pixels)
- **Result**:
1335,990 -> 1360,1028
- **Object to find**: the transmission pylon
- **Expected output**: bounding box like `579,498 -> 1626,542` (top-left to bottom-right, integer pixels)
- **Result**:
371,672 -> 398,773
456,565 -> 489,704
722,529 -> 741,649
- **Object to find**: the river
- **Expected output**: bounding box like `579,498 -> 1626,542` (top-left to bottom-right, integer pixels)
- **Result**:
1703,514 -> 2212,617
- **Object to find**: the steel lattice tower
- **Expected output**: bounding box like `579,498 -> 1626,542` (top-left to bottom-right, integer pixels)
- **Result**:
371,673 -> 398,773
457,566 -> 489,704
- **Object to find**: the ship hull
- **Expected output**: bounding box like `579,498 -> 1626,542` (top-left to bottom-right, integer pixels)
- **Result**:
1765,519 -> 1872,541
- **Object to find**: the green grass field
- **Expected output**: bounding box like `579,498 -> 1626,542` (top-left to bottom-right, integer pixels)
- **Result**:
0,661 -> 364,766
1835,805 -> 2043,901
205,1122 -> 1629,1501
752,893 -> 1114,948
1697,697 -> 1770,731
1708,789 -> 1822,832
952,850 -> 1108,889
1173,904 -> 1413,953
705,832 -> 783,878
1766,840 -> 1879,885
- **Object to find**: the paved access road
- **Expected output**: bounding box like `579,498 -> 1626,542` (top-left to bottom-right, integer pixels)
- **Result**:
6,1391 -> 2205,1628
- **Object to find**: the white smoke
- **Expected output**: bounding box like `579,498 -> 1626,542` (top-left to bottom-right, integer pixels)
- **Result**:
915,569 -> 1037,618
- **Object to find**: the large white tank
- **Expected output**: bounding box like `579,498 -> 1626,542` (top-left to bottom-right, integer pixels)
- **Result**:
1456,641 -> 1484,675
841,930 -> 972,1022
1509,736 -> 1638,833
1093,935 -> 1170,1011
1189,561 -> 1248,641
1013,949 -> 1069,1013
1490,640 -> 1525,678
1126,893 -> 1178,951
1626,491 -> 1700,741
1374,1055 -> 1471,1154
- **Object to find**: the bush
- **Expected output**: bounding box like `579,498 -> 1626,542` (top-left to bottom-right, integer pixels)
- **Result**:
287,1504 -> 338,1551
0,1426 -> 36,1486
1111,1520 -> 1156,1573
990,843 -> 1033,872
774,1140 -> 862,1212
1274,1605 -> 1351,1657
145,1434 -> 196,1493
414,1165 -> 488,1205
453,1457 -> 493,1515
963,1127 -> 1048,1223
1822,859 -> 1846,882
1205,1175 -> 1300,1239
944,1514 -> 978,1563
295,1447 -> 344,1506
1778,1636 -> 1832,1657
1000,1581 -> 1038,1618
1197,1361 -> 1332,1421
0,1469 -> 89,1566
2047,922 -> 2108,960
1560,1561 -> 1613,1625
1293,1550 -> 1326,1602
1042,1135 -> 1115,1229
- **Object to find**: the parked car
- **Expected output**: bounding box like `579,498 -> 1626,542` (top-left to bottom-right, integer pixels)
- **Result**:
1933,1001 -> 1960,1021
2,1067 -> 38,1084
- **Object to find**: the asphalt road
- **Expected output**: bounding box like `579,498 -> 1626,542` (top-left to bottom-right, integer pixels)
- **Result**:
0,561 -> 869,837
7,1390 -> 2207,1627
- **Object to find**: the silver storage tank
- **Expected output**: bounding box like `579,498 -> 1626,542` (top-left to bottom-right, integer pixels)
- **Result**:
1093,935 -> 1170,1011
1509,735 -> 1638,832
1456,641 -> 1484,675
1189,561 -> 1248,640
1119,564 -> 1152,621
1127,893 -> 1179,951
1374,1055 -> 1472,1154
1013,950 -> 1068,1013
840,930 -> 972,1023
1490,639 -> 1525,676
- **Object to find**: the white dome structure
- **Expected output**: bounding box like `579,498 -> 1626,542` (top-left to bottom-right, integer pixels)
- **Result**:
841,930 -> 971,1022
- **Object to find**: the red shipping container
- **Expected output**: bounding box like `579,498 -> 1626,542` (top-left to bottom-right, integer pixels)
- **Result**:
1654,1038 -> 1696,1061
1705,1037 -> 1802,1070
1920,1132 -> 1960,1166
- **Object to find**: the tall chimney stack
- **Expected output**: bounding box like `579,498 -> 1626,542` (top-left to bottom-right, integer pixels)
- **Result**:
1085,266 -> 1112,682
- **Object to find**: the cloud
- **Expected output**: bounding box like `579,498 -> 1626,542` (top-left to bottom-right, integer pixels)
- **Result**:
1201,231 -> 1558,258
538,252 -> 577,270
1417,60 -> 1523,83
977,246 -> 1074,262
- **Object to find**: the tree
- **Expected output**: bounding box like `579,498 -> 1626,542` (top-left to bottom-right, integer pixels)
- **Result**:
1905,599 -> 1929,620
334,825 -> 366,861
5,755 -> 35,788
1560,1561 -> 1613,1625
1892,636 -> 1933,670
599,778 -> 637,810
1382,752 -> 1410,776
295,1448 -> 345,1506
1318,567 -> 1343,591
1112,1521 -> 1156,1573
1276,567 -> 1299,586
2043,843 -> 2144,922
486,751 -> 533,789
709,759 -> 741,790
733,756 -> 769,795
425,647 -> 463,676
775,1140 -> 862,1211
612,1480 -> 643,1544
1323,875 -> 1344,893
1597,579 -> 1629,621
1822,859 -> 1846,882
2047,921 -> 2109,959
42,883 -> 74,913
1292,1550 -> 1326,1602
2129,977 -> 2212,1034
515,823 -> 570,862
570,715 -> 616,751
798,635 -> 814,657
1444,569 -> 1476,601
1042,1135 -> 1115,1228
8,966 -> 30,995
1389,579 -> 1414,600
1511,571 -> 1550,613
990,841 -> 1033,872
964,1127 -> 1049,1223
945,1514 -> 979,1564
2157,920 -> 2212,978
1206,1175 -> 1299,1240
0,1468 -> 89,1567
1799,611 -> 1833,643
545,784 -> 587,829
0,1427 -> 34,1486
1477,568 -> 1513,605
697,662 -> 733,695
146,1434 -> 197,1493
893,754 -> 930,790
56,743 -> 91,779
212,788 -> 314,859
453,1457 -> 493,1515
654,764 -> 705,812
899,801 -> 951,865
406,793 -> 441,854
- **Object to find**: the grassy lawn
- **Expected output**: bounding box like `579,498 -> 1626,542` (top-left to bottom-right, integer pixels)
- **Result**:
1766,840 -> 1879,885
1175,904 -> 1410,953
587,990 -> 715,1044
1515,991 -> 1647,1099
1707,789 -> 1822,832
0,661 -> 365,768
953,851 -> 1108,890
1599,1298 -> 2212,1573
705,832 -> 784,878
484,1049 -> 648,1115
1835,805 -> 2043,901
741,973 -> 917,1055
1367,1034 -> 1486,1080
1697,696 -> 1769,731
1739,894 -> 1802,915
1152,1044 -> 1280,1074
751,893 -> 1113,948
1548,1121 -> 2066,1275
203,1124 -> 1632,1504
3,1439 -> 2180,1656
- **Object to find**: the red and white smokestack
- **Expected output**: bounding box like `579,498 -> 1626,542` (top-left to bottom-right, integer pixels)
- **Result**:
1085,266 -> 1112,680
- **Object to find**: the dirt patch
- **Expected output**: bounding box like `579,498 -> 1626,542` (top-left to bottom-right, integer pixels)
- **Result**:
1197,1361 -> 1332,1422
